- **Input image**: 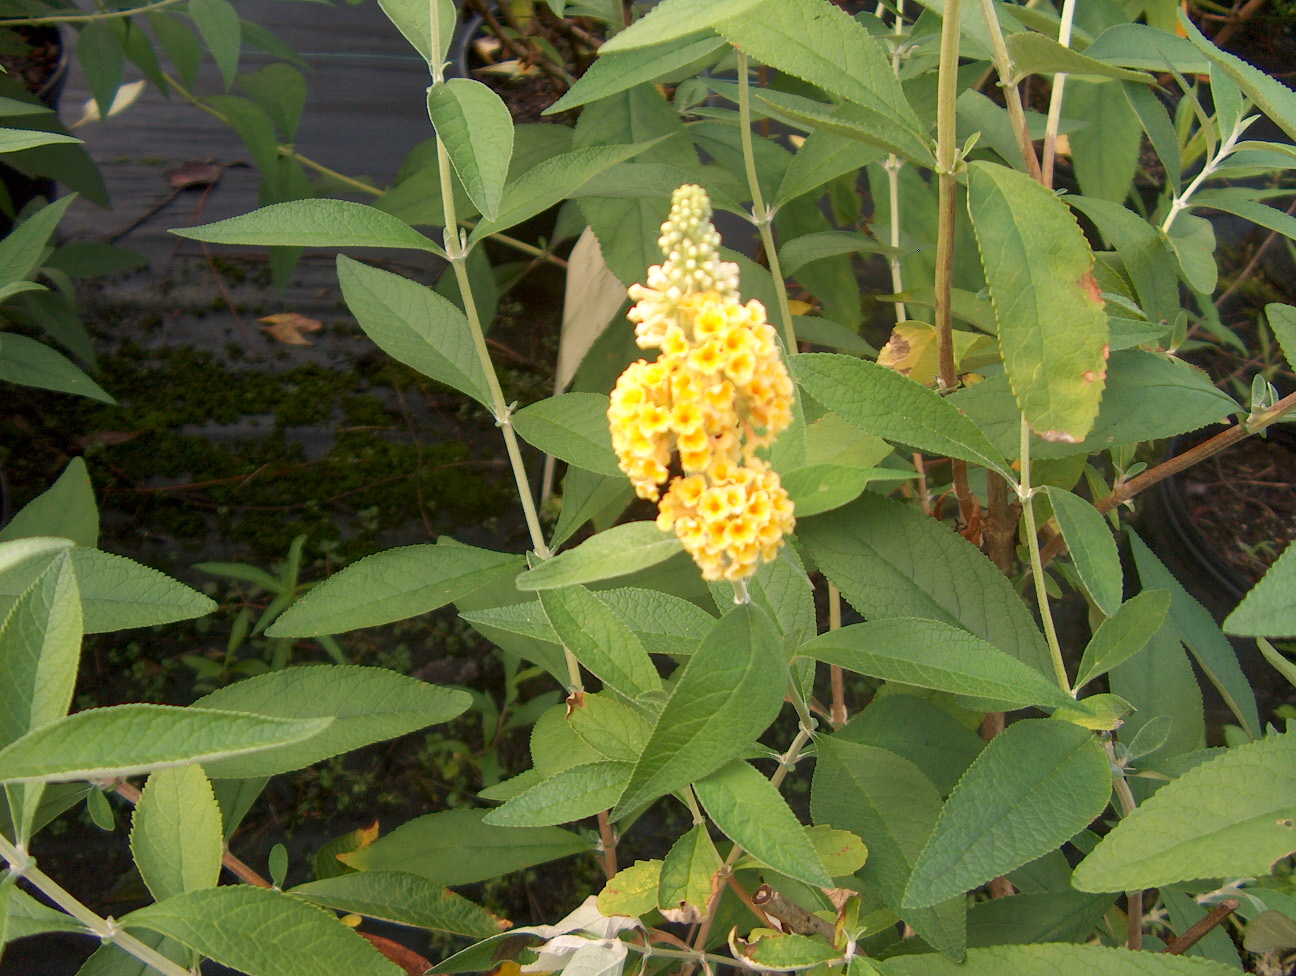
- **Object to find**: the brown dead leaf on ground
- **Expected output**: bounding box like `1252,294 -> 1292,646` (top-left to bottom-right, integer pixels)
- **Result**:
260,313 -> 323,345
165,160 -> 224,190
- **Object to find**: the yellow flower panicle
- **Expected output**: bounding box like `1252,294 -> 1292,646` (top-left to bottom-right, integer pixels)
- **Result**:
608,185 -> 795,582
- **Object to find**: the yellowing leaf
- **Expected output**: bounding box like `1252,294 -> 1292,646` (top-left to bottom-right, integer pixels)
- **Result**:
260,313 -> 322,345
597,859 -> 662,918
877,323 -> 990,386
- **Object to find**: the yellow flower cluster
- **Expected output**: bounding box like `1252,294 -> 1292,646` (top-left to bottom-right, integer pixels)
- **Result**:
608,185 -> 795,583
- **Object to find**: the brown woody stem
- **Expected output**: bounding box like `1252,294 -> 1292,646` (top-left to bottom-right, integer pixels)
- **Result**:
1162,899 -> 1240,954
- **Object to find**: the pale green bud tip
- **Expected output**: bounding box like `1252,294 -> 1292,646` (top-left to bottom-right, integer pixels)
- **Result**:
654,184 -> 737,297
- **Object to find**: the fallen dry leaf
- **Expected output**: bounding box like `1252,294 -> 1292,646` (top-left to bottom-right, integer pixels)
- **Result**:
259,312 -> 322,346
165,160 -> 224,190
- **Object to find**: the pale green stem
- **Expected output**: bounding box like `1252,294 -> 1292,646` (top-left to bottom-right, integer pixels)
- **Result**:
1104,738 -> 1143,947
1161,118 -> 1250,235
1018,417 -> 1071,694
977,0 -> 1043,180
0,0 -> 184,25
1040,0 -> 1078,188
0,836 -> 194,976
735,49 -> 796,350
933,0 -> 962,394
886,0 -> 908,322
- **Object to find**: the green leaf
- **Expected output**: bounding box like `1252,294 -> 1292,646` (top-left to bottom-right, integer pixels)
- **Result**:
484,760 -> 632,827
549,35 -> 726,113
513,392 -> 620,477
598,0 -> 765,53
267,541 -> 522,637
1245,910 -> 1296,953
966,890 -> 1114,947
516,522 -> 681,590
550,468 -> 631,552
949,351 -> 1236,462
658,824 -> 721,918
124,885 -> 400,976
0,126 -> 80,153
469,142 -> 665,244
904,720 -> 1111,909
780,231 -> 894,276
427,79 -> 512,221
717,0 -> 920,135
376,0 -> 456,64
883,943 -> 1241,976
0,547 -> 213,634
613,604 -> 784,818
799,618 -> 1073,710
742,933 -> 842,970
77,21 -> 124,121
696,760 -> 831,887
0,704 -> 330,783
0,457 -> 97,547
597,859 -> 662,918
569,693 -> 652,764
339,809 -> 589,885
192,665 -> 470,778
1067,82 -> 1144,207
130,763 -> 223,902
791,354 -> 1014,480
1110,618 -> 1205,772
0,553 -> 80,751
756,89 -> 935,168
0,333 -> 114,403
799,494 -> 1051,674
1180,11 -> 1296,145
805,824 -> 868,877
834,695 -> 984,797
1130,531 -> 1261,738
539,585 -> 661,697
0,195 -> 76,284
1005,31 -> 1150,83
811,738 -> 965,959
1074,732 -> 1296,892
5,885 -> 89,940
290,871 -> 504,937
188,0 -> 240,88
336,255 -> 490,407
172,200 -> 444,255
1083,23 -> 1210,74
1043,487 -> 1121,617
595,587 -> 716,657
967,162 -> 1108,443
1268,303 -> 1296,374
1225,539 -> 1296,637
1074,590 -> 1172,689
776,129 -> 886,207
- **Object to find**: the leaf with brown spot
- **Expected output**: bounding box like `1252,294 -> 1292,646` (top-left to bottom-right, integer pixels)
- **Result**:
260,312 -> 322,345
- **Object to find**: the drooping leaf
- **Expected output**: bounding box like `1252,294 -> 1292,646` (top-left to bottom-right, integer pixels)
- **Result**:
791,354 -> 1014,480
811,738 -> 966,959
0,704 -> 330,783
336,255 -> 491,408
266,541 -> 522,637
697,760 -> 831,887
613,604 -> 784,818
798,494 -> 1051,674
798,618 -> 1072,711
376,0 -> 455,64
427,79 -> 513,220
130,763 -> 223,902
191,666 -> 468,779
1004,32 -> 1150,84
0,333 -> 114,403
187,0 -> 241,88
539,585 -> 661,698
513,392 -> 621,477
1044,487 -> 1121,617
289,871 -> 504,938
172,200 -> 445,255
339,809 -> 589,885
966,161 -> 1109,443
903,720 -> 1111,909
1074,590 -> 1172,689
1075,733 -> 1296,891
516,522 -> 682,591
124,885 -> 400,976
